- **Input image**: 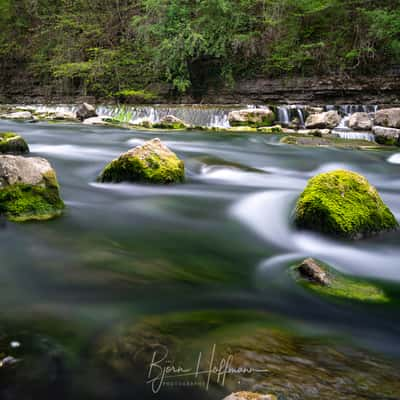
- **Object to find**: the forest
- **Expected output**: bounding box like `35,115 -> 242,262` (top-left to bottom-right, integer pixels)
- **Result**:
1,0 -> 400,100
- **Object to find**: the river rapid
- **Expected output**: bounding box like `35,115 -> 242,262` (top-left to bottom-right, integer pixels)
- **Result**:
0,118 -> 400,399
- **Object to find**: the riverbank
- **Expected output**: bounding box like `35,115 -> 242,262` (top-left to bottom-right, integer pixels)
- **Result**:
1,75 -> 400,106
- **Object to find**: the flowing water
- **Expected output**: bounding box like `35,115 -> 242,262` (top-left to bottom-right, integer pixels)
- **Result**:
0,118 -> 400,400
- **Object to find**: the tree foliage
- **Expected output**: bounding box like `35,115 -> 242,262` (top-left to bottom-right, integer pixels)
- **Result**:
0,0 -> 399,97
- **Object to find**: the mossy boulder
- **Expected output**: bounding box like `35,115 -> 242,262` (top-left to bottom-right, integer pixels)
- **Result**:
152,115 -> 187,129
99,138 -> 185,184
292,258 -> 389,303
0,155 -> 64,222
0,132 -> 29,154
228,108 -> 275,128
294,170 -> 398,239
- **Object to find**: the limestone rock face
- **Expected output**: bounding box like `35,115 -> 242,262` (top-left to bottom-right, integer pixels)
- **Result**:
348,112 -> 372,131
228,108 -> 275,127
372,126 -> 400,145
0,155 -> 64,221
294,169 -> 398,239
76,103 -> 97,121
305,111 -> 341,129
374,108 -> 400,129
99,138 -> 185,184
0,132 -> 29,154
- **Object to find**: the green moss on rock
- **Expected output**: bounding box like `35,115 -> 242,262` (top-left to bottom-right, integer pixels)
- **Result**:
0,156 -> 64,222
0,132 -> 29,154
294,170 -> 398,239
99,138 -> 185,184
291,258 -> 389,303
257,125 -> 283,133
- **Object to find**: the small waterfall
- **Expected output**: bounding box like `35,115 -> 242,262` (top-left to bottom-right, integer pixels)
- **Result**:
334,131 -> 375,142
276,105 -> 305,127
277,107 -> 290,126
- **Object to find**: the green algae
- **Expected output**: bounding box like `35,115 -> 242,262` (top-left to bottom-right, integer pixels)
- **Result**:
291,260 -> 389,303
0,132 -> 29,154
294,170 -> 398,239
99,147 -> 185,184
95,309 -> 400,400
0,171 -> 64,222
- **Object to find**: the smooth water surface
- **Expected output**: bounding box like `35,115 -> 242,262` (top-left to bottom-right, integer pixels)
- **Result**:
0,119 -> 400,399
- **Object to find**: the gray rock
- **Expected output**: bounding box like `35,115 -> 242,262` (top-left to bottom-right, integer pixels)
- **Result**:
305,111 -> 341,129
372,126 -> 400,145
153,115 -> 188,129
0,155 -> 55,187
297,258 -> 331,286
348,112 -> 372,131
76,103 -> 97,121
0,155 -> 64,221
82,116 -> 110,126
223,392 -> 277,400
1,111 -> 32,120
228,108 -> 275,127
374,108 -> 400,129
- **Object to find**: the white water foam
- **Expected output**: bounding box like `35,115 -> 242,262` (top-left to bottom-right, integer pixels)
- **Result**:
388,154 -> 400,164
30,144 -> 117,161
231,190 -> 400,281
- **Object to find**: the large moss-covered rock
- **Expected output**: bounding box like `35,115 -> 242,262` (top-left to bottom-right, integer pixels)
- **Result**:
0,155 -> 64,222
294,170 -> 398,239
228,108 -> 275,127
99,138 -> 184,184
0,132 -> 29,154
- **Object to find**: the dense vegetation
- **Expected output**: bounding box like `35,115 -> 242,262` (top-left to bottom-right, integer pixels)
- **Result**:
1,0 -> 399,99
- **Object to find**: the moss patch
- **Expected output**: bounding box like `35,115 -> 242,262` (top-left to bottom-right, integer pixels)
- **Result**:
0,172 -> 64,222
294,170 -> 398,239
280,134 -> 390,150
99,143 -> 185,184
291,261 -> 389,303
152,121 -> 186,129
0,132 -> 29,154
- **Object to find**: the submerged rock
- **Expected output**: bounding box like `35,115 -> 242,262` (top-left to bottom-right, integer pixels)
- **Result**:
228,108 -> 275,127
152,115 -> 187,129
76,103 -> 97,121
223,393 -> 277,400
99,138 -> 184,184
96,310 -> 400,399
82,116 -> 110,126
305,111 -> 341,129
296,258 -> 331,286
294,170 -> 398,239
1,111 -> 33,120
374,108 -> 400,129
373,126 -> 400,145
292,258 -> 389,303
0,155 -> 64,222
348,112 -> 372,131
0,132 -> 29,154
257,125 -> 283,133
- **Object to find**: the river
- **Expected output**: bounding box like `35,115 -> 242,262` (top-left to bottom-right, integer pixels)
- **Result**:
0,118 -> 399,399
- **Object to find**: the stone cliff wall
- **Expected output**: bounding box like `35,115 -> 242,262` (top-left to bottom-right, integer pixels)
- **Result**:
1,72 -> 399,105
